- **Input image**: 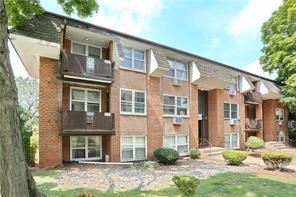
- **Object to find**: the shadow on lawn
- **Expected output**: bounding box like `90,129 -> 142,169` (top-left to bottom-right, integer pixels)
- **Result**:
37,182 -> 179,197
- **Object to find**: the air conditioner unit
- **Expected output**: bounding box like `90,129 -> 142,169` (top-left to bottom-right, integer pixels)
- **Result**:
229,119 -> 238,125
229,89 -> 236,96
172,79 -> 182,86
173,117 -> 183,125
279,121 -> 282,126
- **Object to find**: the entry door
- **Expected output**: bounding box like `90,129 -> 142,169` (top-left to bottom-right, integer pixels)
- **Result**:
198,90 -> 208,140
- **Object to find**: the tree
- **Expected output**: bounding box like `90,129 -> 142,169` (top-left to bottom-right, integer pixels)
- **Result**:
260,0 -> 296,112
16,77 -> 39,120
0,0 -> 98,196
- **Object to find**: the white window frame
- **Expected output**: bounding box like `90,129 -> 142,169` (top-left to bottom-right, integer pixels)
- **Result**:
227,76 -> 239,91
70,87 -> 102,112
276,108 -> 284,121
70,136 -> 102,160
224,102 -> 239,120
164,59 -> 188,81
120,136 -> 147,161
71,41 -> 102,58
163,134 -> 189,156
120,88 -> 147,115
163,95 -> 189,117
121,47 -> 146,72
224,133 -> 240,149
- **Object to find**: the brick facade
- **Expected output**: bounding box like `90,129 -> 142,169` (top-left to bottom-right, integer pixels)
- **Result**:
35,20 -> 288,168
39,57 -> 63,168
263,99 -> 289,141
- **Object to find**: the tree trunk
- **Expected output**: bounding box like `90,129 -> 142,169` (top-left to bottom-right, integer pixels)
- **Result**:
0,1 -> 42,196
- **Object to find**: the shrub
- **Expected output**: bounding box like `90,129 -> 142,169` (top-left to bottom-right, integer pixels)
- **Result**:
153,148 -> 180,165
245,136 -> 264,151
222,150 -> 248,165
78,192 -> 92,197
261,151 -> 293,170
172,175 -> 200,197
189,148 -> 200,159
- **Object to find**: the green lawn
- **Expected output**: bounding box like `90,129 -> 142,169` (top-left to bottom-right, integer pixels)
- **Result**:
33,170 -> 296,197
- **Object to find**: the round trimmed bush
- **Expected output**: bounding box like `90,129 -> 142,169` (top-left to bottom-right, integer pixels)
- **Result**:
222,150 -> 248,165
189,147 -> 200,159
172,175 -> 200,197
261,151 -> 293,170
245,136 -> 264,151
153,148 -> 180,165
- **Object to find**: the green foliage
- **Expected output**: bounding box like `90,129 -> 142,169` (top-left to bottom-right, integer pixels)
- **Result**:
245,136 -> 264,151
153,148 -> 180,165
5,0 -> 99,27
222,150 -> 248,165
261,151 -> 293,170
172,175 -> 200,197
57,0 -> 99,18
5,0 -> 44,27
189,147 -> 200,159
260,0 -> 296,112
281,74 -> 296,112
19,106 -> 39,166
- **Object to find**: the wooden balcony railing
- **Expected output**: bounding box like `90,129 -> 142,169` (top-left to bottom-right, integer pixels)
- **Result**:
244,92 -> 262,104
245,118 -> 262,130
61,51 -> 115,83
61,111 -> 115,135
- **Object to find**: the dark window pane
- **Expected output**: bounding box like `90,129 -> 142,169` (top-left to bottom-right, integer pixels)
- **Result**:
87,103 -> 100,112
72,102 -> 85,111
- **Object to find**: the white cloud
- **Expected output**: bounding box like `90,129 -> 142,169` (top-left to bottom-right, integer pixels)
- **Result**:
9,41 -> 29,78
92,0 -> 165,35
227,0 -> 282,37
243,60 -> 277,79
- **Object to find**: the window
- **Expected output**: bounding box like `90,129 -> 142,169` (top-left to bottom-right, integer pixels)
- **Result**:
72,41 -> 101,58
164,135 -> 189,155
224,103 -> 238,119
122,47 -> 145,71
224,133 -> 239,149
229,76 -> 238,90
120,89 -> 146,115
71,88 -> 101,112
276,108 -> 284,121
165,59 -> 188,80
163,96 -> 188,116
121,136 -> 147,161
71,136 -> 101,160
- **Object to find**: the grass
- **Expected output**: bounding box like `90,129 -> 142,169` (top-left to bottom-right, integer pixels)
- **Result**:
33,170 -> 296,197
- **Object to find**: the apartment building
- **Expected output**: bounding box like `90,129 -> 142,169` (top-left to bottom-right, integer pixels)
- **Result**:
10,12 -> 289,168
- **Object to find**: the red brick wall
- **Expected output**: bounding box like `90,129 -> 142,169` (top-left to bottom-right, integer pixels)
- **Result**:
62,136 -> 70,161
39,57 -> 63,168
208,89 -> 224,147
147,77 -> 163,160
263,99 -> 289,141
109,69 -> 121,161
189,85 -> 199,148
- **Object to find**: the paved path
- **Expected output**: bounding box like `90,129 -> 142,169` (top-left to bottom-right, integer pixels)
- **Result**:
56,159 -> 247,191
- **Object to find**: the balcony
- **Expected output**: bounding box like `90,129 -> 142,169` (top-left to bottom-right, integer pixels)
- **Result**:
244,92 -> 262,104
245,118 -> 262,130
61,111 -> 115,135
61,52 -> 115,83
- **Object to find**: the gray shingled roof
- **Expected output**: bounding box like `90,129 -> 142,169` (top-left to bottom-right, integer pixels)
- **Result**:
10,13 -> 62,43
10,11 -> 281,93
152,48 -> 170,69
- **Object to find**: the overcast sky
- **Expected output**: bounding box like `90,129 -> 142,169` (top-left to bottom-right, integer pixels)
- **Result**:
10,0 -> 281,79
